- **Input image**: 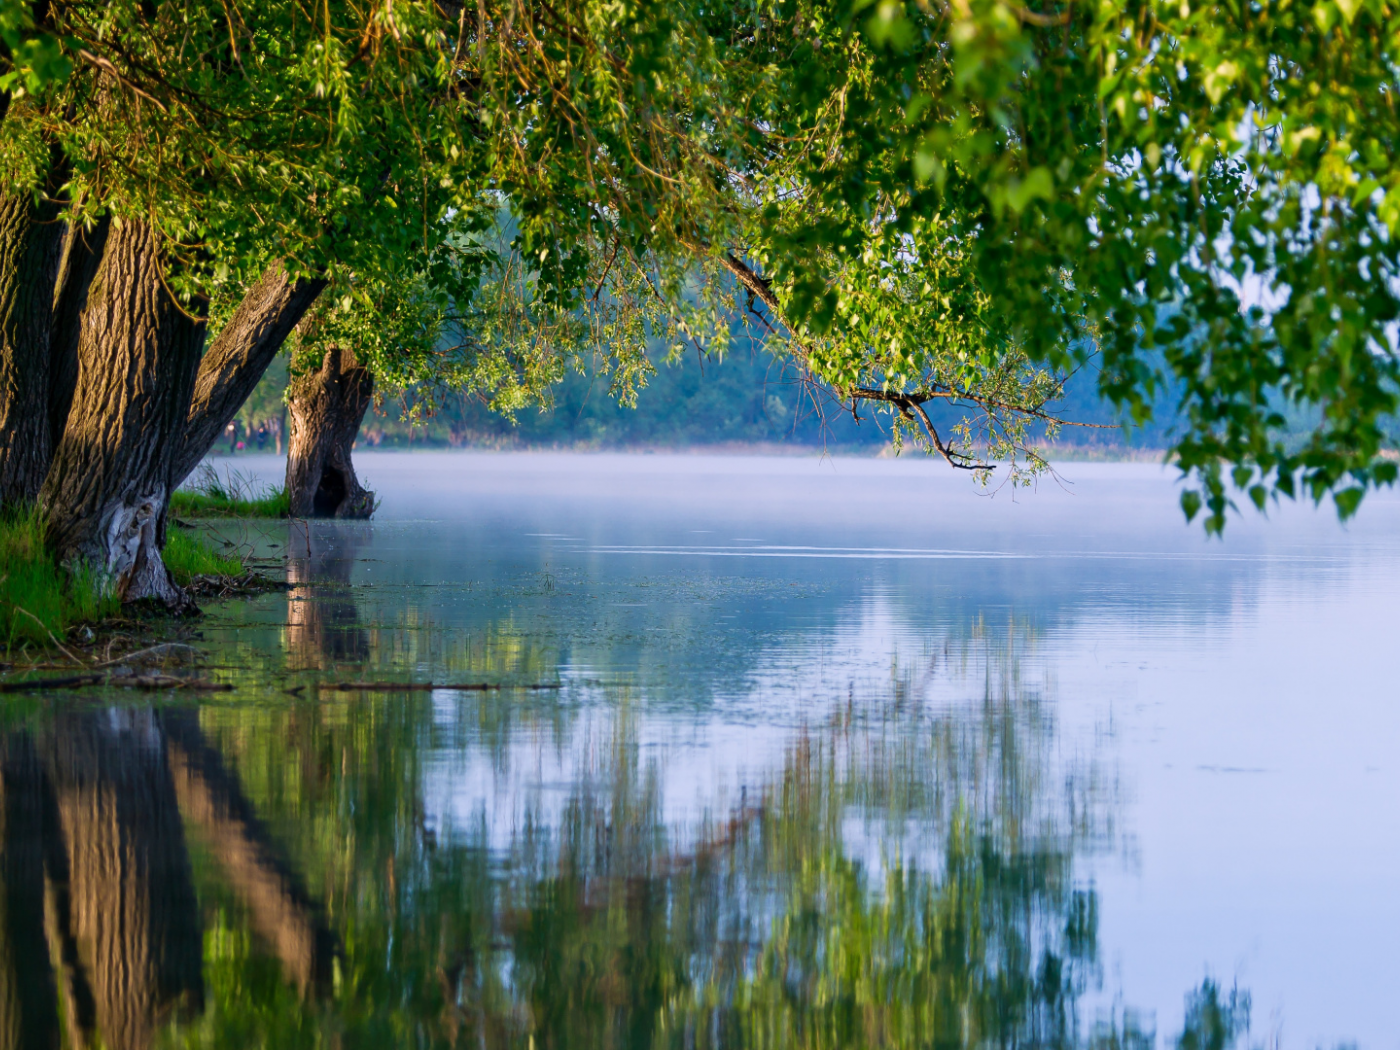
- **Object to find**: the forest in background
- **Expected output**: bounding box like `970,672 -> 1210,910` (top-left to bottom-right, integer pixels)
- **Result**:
231,343 -> 1335,459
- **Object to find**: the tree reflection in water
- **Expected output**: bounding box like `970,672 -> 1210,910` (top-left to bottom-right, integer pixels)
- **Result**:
0,709 -> 334,1050
285,522 -> 370,670
0,630 -> 1251,1048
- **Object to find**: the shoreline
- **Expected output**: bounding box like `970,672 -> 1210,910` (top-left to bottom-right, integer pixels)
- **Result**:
206,441 -> 1173,463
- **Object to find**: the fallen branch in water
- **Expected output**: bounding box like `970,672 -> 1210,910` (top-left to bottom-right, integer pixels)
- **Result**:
185,571 -> 290,599
322,681 -> 562,692
0,673 -> 106,693
92,642 -> 204,669
0,670 -> 231,693
14,607 -> 88,666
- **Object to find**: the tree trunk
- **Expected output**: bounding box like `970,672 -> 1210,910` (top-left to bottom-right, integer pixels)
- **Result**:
39,218 -> 205,607
285,346 -> 375,519
170,262 -> 325,489
0,189 -> 66,505
47,217 -> 110,453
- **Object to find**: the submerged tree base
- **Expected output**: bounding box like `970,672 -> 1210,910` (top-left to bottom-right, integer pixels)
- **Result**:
286,347 -> 375,519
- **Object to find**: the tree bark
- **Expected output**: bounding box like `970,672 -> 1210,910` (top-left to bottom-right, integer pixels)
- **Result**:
47,217 -> 110,453
285,346 -> 375,519
39,218 -> 205,607
170,262 -> 326,489
0,188 -> 66,505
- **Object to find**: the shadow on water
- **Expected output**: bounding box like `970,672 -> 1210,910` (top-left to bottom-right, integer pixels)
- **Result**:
0,618 -> 1259,1049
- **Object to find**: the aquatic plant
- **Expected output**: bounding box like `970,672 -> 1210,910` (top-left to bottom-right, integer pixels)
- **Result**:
163,526 -> 244,584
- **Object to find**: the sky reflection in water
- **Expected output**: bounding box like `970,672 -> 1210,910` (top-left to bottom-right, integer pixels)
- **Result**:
2,453 -> 1397,1049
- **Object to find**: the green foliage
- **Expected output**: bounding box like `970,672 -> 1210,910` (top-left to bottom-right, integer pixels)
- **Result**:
164,527 -> 243,584
462,0 -> 1400,526
234,356 -> 289,437
172,466 -> 289,520
1,0 -> 491,331
13,0 -> 1400,530
0,0 -> 71,99
0,504 -> 116,647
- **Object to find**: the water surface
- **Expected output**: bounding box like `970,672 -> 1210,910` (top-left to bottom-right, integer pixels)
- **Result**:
3,453 -> 1397,1049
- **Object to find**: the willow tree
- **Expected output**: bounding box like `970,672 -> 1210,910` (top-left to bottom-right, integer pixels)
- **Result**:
0,0 -> 484,602
467,0 -> 1400,528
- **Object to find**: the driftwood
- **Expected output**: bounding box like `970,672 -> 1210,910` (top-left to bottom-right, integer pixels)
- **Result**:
321,681 -> 562,693
0,672 -> 230,693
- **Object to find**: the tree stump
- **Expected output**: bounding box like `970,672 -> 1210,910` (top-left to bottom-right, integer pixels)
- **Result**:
285,346 -> 375,519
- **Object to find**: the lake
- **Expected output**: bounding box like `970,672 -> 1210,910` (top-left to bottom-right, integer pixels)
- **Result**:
4,452 -> 1397,1049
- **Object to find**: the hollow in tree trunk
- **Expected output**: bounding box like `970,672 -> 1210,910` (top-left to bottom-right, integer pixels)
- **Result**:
0,188 -> 66,505
285,346 -> 375,519
39,218 -> 205,607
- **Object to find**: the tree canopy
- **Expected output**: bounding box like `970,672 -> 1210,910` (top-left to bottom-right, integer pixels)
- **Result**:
5,0 -> 1400,536
464,0 -> 1400,528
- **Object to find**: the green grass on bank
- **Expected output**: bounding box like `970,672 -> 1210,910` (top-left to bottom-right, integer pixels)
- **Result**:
0,508 -> 245,648
0,507 -> 118,646
171,465 -> 289,519
165,526 -> 243,583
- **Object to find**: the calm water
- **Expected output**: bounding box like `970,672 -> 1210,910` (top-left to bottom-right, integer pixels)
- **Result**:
4,452 -> 1398,1049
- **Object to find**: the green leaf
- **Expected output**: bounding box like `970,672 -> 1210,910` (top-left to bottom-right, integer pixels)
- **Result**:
1180,490 -> 1203,522
1333,487 -> 1365,519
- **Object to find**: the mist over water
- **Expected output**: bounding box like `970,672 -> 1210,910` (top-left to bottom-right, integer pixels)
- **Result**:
5,452 -> 1397,1048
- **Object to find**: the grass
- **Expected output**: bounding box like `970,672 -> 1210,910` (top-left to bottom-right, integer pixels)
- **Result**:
0,506 -> 119,647
170,464 -> 289,518
0,508 -> 247,650
165,526 -> 244,584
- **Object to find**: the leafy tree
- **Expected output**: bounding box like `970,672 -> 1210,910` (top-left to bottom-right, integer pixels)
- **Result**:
0,0 -> 486,599
5,0 -> 1399,613
464,0 -> 1400,528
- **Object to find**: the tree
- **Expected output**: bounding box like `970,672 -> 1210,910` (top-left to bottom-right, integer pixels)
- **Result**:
0,0 -> 485,600
466,0 -> 1400,529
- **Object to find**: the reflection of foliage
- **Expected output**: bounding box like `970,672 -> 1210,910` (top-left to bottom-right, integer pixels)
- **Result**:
163,628 -> 1149,1049
1176,982 -> 1250,1050
0,609 -> 1217,1050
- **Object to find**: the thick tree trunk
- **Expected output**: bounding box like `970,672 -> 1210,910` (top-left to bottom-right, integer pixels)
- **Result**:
39,218 -> 205,607
47,217 -> 109,453
286,346 -> 375,519
0,189 -> 66,505
170,263 -> 326,489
